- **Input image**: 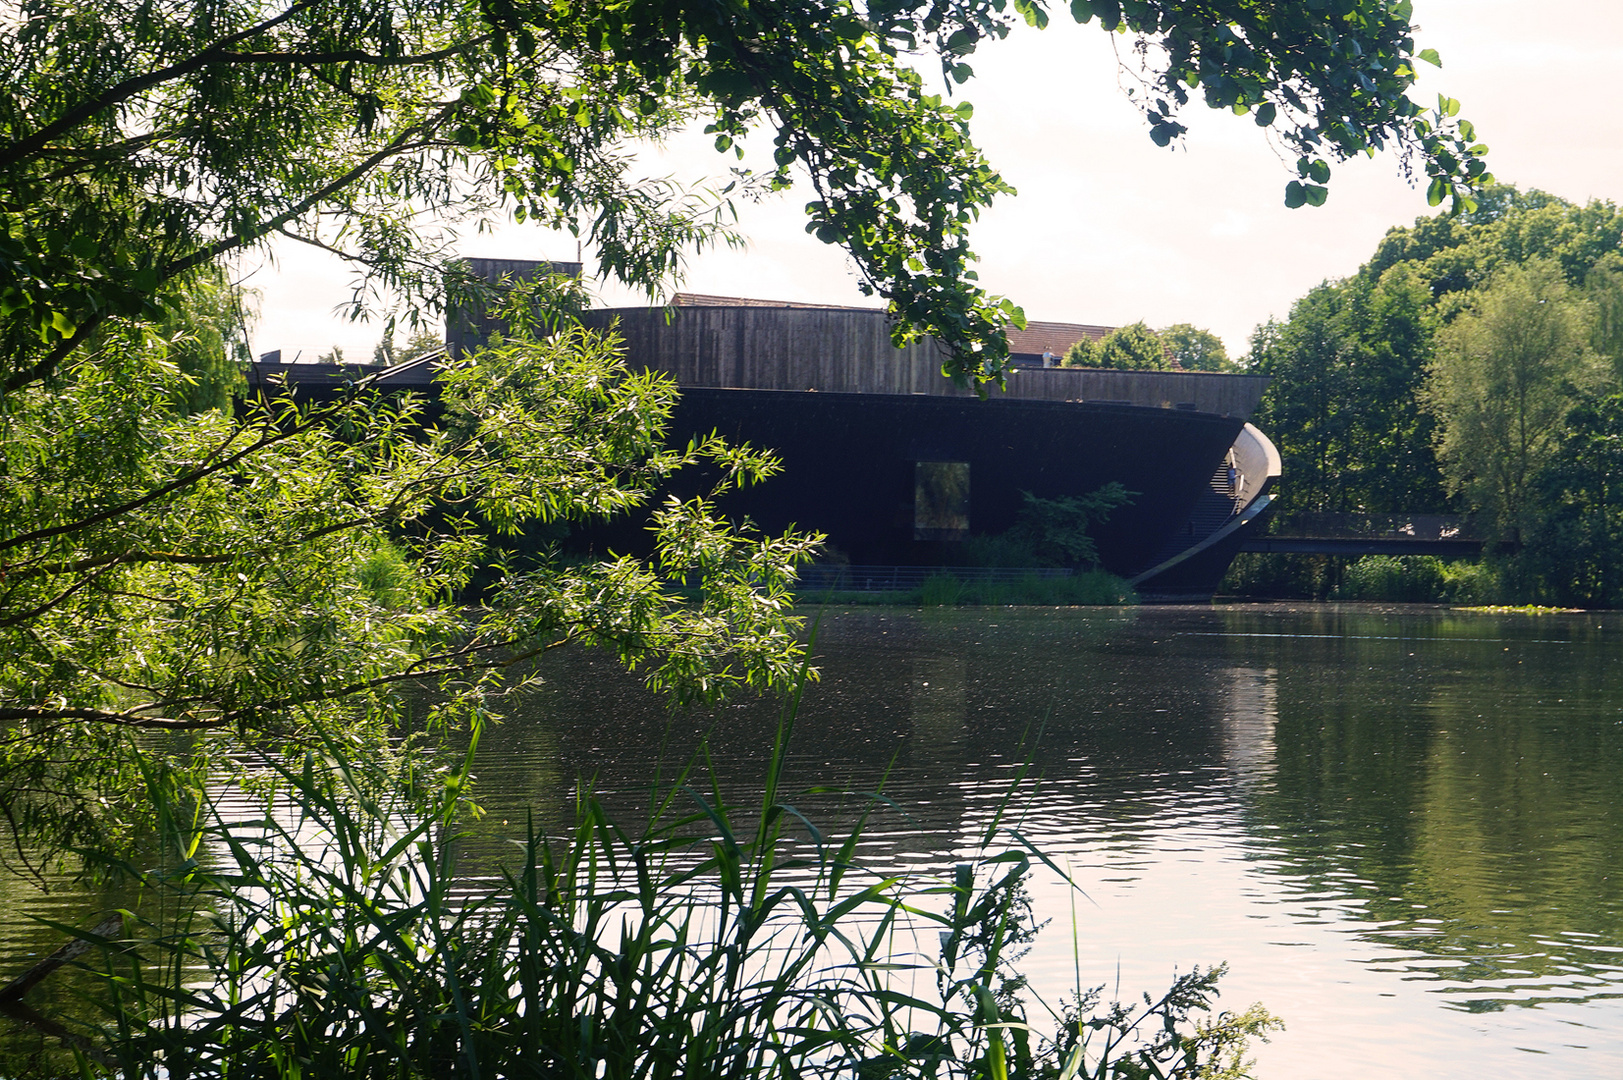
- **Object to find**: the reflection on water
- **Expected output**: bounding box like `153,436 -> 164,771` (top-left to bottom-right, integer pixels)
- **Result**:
5,604 -> 1623,1076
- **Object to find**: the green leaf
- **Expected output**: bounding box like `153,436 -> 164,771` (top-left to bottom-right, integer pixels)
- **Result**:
829,16 -> 866,41
1417,47 -> 1442,67
1254,102 -> 1276,127
1307,159 -> 1331,184
1304,183 -> 1328,207
1284,181 -> 1307,209
1426,176 -> 1448,206
1012,0 -> 1049,29
1069,0 -> 1097,23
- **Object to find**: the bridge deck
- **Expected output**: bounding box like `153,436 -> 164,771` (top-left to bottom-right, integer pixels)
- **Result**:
1240,537 -> 1484,556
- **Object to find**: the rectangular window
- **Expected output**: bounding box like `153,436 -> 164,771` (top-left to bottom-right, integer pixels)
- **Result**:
914,461 -> 970,540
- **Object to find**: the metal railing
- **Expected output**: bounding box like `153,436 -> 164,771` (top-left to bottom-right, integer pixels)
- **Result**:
1277,513 -> 1483,540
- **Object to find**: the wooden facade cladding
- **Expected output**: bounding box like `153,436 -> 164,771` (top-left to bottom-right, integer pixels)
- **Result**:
581,305 -> 1268,420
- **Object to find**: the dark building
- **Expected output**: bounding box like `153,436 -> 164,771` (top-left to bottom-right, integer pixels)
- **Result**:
252,259 -> 1279,600
574,288 -> 1278,599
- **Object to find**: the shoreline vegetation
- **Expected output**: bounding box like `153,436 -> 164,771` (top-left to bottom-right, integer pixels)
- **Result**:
797,569 -> 1138,608
1221,551 -> 1618,609
0,708 -> 1278,1079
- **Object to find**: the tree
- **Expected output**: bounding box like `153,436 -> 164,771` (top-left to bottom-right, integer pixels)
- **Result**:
1338,261 -> 1444,512
0,0 -> 1492,859
1097,321 -> 1170,370
1159,323 -> 1231,371
1061,322 -> 1167,369
1518,390 -> 1623,606
1,299 -> 819,857
0,0 -> 1489,397
1249,285 -> 1359,515
1007,484 -> 1135,567
1586,252 -> 1623,378
1423,260 -> 1604,542
1061,336 -> 1100,367
154,265 -> 255,414
1243,185 -> 1623,604
374,327 -> 448,366
1252,185 -> 1623,528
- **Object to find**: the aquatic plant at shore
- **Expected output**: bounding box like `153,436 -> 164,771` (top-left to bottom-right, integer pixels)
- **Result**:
7,710 -> 1276,1079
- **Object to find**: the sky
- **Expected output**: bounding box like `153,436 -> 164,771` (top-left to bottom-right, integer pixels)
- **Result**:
245,0 -> 1623,364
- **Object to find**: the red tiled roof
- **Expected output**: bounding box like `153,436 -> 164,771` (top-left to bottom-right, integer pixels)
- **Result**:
1005,320 -> 1113,357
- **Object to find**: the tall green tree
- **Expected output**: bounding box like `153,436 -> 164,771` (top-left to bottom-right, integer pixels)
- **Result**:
1339,261 -> 1445,510
1063,321 -> 1168,370
1586,252 -> 1623,377
1159,323 -> 1232,371
1252,185 -> 1623,526
1096,321 -> 1169,370
1423,259 -> 1604,543
1249,284 -> 1358,515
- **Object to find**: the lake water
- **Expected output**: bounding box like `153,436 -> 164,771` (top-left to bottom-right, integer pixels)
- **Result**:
4,603 -> 1623,1076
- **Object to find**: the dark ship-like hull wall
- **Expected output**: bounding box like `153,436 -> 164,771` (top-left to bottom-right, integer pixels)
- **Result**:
579,387 -> 1245,577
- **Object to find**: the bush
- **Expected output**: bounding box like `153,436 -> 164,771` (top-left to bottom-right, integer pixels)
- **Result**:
1440,559 -> 1502,605
1327,556 -> 1502,604
919,572 -> 967,606
1333,555 -> 1447,602
1218,552 -> 1339,600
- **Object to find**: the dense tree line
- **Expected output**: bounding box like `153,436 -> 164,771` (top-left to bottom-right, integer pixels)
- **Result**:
1243,185 -> 1623,605
1062,321 -> 1236,371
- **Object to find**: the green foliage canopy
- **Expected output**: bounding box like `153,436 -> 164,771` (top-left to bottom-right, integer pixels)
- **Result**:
1007,484 -> 1135,568
1159,323 -> 1232,372
1249,184 -> 1623,605
1063,321 -> 1168,370
1251,185 -> 1623,521
0,312 -> 818,856
1098,321 -> 1170,371
1424,259 -> 1603,542
1249,260 -> 1443,516
0,0 -> 1488,392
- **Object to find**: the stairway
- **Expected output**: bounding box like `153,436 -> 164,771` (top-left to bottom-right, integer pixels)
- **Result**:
1129,423 -> 1281,600
1138,460 -> 1237,571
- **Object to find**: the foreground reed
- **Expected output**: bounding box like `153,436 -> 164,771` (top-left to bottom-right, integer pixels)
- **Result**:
16,703 -> 1276,1079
